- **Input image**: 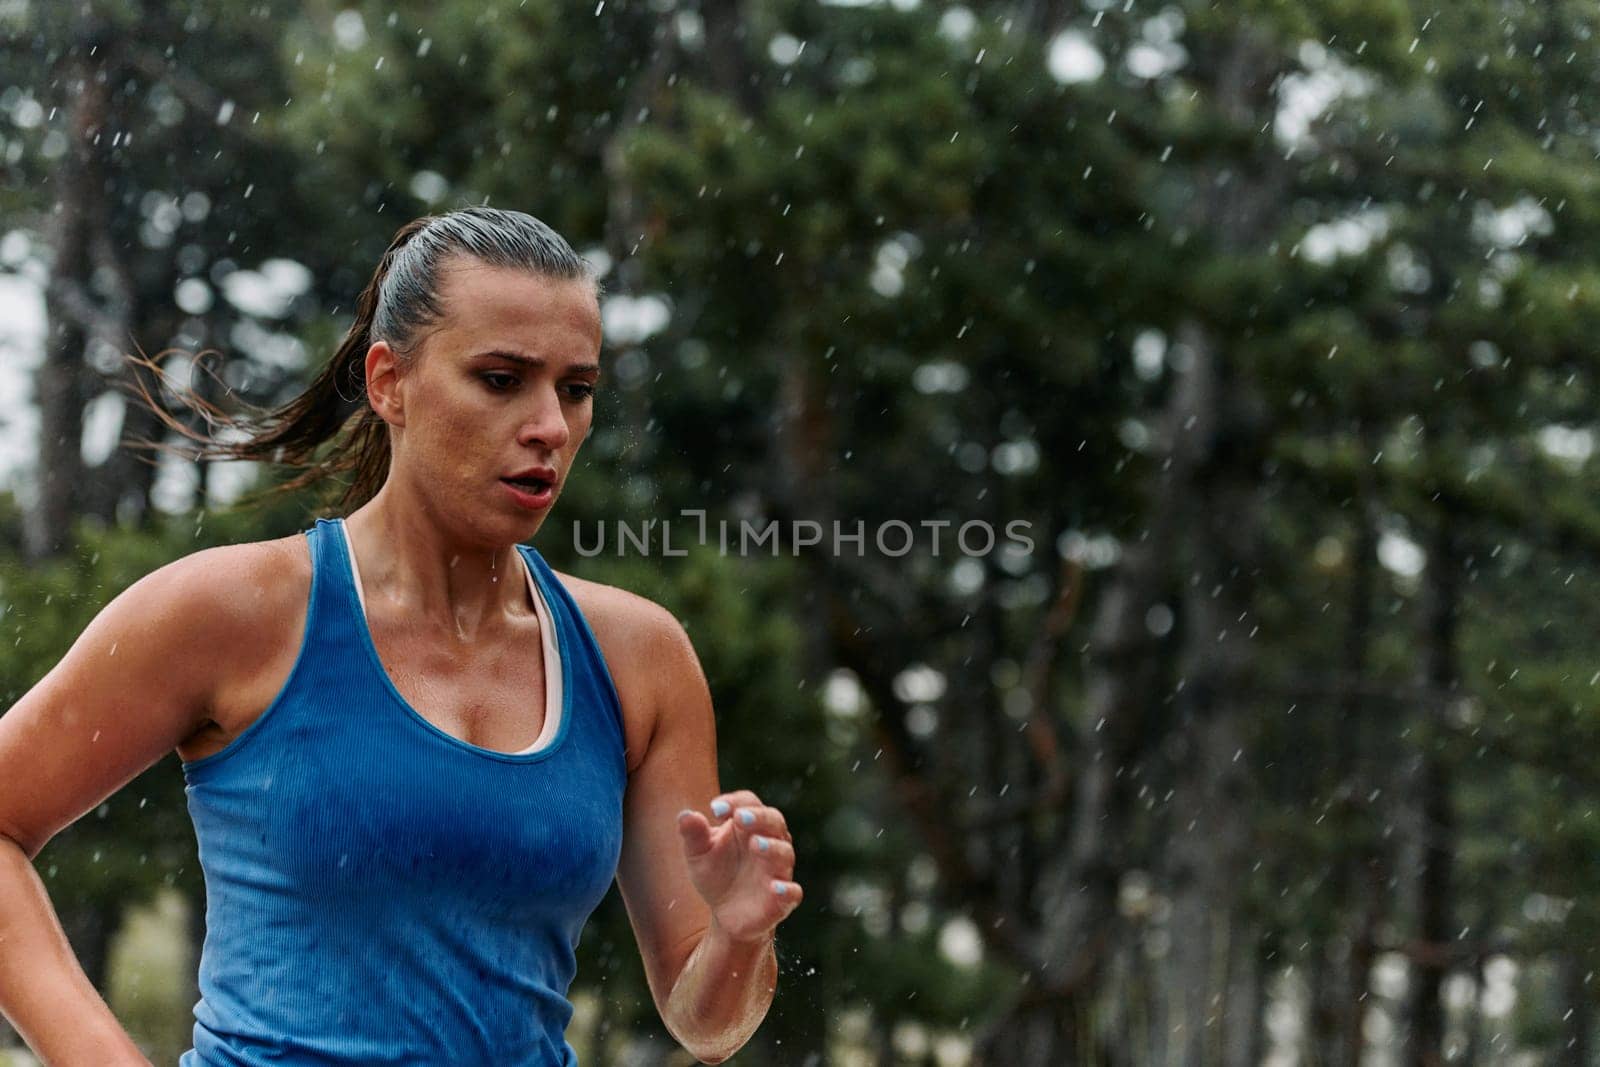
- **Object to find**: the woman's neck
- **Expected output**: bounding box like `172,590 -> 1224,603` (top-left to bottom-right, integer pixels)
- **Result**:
342,490 -> 533,641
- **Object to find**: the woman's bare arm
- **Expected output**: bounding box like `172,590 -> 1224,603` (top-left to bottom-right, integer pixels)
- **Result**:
0,545 -> 262,1064
606,600 -> 800,1063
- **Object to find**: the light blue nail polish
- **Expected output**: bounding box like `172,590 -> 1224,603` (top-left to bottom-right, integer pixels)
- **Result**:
773,880 -> 787,896
711,800 -> 730,817
739,809 -> 755,826
756,835 -> 769,852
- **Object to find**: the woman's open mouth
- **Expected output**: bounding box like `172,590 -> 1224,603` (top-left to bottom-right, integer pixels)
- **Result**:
500,475 -> 555,510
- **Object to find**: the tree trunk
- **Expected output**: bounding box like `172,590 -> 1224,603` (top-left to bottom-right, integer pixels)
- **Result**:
1160,313 -> 1264,1067
975,306 -> 1226,1064
1331,476 -> 1382,1067
1561,950 -> 1591,1066
28,33 -> 113,560
116,343 -> 170,524
1155,24 -> 1285,1060
1342,864 -> 1382,1067
180,884 -> 206,1037
1402,524 -> 1461,1066
1224,927 -> 1265,1067
59,898 -> 119,994
1455,953 -> 1481,1067
72,293 -> 177,528
598,13 -> 676,480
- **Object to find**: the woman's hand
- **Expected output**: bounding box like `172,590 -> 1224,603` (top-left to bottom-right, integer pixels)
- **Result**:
676,789 -> 802,944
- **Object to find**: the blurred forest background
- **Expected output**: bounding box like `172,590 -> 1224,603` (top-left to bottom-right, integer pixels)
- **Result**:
3,0 -> 1600,1064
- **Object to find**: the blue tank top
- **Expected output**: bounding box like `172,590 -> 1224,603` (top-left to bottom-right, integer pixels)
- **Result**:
178,517 -> 628,1066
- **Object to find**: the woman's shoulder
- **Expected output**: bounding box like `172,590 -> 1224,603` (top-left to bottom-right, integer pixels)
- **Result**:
135,532 -> 314,690
551,571 -> 700,771
169,532 -> 313,618
160,533 -> 314,761
551,571 -> 681,645
107,531 -> 309,627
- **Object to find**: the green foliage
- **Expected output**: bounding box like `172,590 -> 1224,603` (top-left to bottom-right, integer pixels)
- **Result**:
10,0 -> 1600,1059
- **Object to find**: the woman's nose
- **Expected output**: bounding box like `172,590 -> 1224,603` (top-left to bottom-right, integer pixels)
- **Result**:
517,389 -> 571,451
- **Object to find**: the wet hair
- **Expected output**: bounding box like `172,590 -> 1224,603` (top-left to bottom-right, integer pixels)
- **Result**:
123,205 -> 599,513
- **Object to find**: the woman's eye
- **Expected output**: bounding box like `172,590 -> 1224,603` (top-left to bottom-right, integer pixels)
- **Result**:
483,374 -> 592,399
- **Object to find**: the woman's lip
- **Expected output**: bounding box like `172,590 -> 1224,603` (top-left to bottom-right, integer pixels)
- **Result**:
501,478 -> 555,510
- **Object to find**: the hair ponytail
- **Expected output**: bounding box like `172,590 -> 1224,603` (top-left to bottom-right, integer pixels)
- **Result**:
119,207 -> 595,516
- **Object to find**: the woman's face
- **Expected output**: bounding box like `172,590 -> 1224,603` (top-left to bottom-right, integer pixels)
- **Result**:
369,257 -> 604,544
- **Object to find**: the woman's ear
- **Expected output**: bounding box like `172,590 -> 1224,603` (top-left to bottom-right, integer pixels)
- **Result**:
364,340 -> 406,427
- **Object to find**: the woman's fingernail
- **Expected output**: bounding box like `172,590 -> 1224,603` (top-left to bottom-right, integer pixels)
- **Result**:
773,880 -> 788,896
756,835 -> 769,852
711,799 -> 730,818
739,809 -> 755,826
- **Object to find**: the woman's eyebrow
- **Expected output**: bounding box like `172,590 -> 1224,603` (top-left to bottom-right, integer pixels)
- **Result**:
475,349 -> 601,375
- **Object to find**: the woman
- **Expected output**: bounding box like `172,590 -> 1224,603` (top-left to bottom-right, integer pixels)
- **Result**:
0,207 -> 803,1064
